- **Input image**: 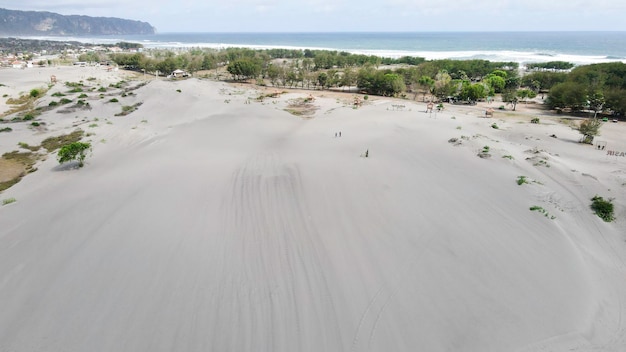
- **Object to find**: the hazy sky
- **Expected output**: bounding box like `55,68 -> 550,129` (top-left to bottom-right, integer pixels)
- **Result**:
7,0 -> 626,32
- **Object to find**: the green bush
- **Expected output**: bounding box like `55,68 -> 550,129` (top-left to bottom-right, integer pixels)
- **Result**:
491,123 -> 499,129
57,141 -> 92,167
109,98 -> 119,103
30,89 -> 41,98
51,92 -> 65,97
59,98 -> 72,105
23,114 -> 34,121
98,87 -> 107,92
78,93 -> 88,98
49,101 -> 58,106
517,176 -> 528,185
591,196 -> 615,222
0,127 -> 12,133
531,117 -> 540,124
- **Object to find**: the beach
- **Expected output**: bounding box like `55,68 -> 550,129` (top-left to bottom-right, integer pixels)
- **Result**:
1,65 -> 626,351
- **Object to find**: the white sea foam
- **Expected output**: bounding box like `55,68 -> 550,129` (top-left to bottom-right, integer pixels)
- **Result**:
20,35 -> 625,65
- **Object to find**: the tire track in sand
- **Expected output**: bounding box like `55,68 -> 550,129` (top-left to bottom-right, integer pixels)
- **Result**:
216,152 -> 344,352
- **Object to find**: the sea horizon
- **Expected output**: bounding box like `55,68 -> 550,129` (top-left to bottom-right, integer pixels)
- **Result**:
19,31 -> 626,66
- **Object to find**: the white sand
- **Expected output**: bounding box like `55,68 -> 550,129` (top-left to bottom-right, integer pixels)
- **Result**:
1,66 -> 626,351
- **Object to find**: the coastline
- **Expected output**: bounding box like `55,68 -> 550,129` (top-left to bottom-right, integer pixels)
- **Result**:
13,31 -> 626,65
1,65 -> 625,351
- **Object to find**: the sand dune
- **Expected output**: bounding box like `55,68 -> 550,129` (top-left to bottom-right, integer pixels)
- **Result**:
1,66 -> 626,351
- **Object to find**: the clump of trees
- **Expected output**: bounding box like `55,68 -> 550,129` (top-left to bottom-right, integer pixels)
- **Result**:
105,45 -> 626,114
546,62 -> 626,116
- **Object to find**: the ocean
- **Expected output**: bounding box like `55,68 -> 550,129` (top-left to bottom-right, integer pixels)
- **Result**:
28,31 -> 626,66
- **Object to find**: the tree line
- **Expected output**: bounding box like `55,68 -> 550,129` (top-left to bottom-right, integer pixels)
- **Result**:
104,46 -> 626,117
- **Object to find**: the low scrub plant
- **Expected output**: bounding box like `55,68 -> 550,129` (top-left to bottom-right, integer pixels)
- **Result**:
517,176 -> 529,185
591,196 -> 615,222
2,198 -> 16,205
530,205 -> 556,219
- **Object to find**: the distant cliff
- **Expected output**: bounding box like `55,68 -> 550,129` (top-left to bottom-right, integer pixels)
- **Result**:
0,8 -> 155,36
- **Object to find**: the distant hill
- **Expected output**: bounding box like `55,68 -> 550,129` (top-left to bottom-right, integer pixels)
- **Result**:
0,8 -> 155,36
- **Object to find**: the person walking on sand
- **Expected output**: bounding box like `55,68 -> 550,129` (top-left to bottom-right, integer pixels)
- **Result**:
339,131 -> 342,137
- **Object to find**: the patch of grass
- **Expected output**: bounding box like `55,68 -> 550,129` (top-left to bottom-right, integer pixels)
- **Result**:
31,122 -> 40,127
51,92 -> 66,97
59,98 -> 73,105
517,176 -> 529,185
41,129 -> 84,152
530,205 -> 556,219
86,77 -> 97,81
109,98 -> 119,103
0,127 -> 12,133
2,197 -> 17,206
65,81 -> 84,88
88,123 -> 98,128
18,142 -> 41,151
502,155 -> 514,160
2,150 -> 38,172
115,102 -> 143,116
67,87 -> 83,93
110,81 -> 126,89
531,117 -> 540,124
176,89 -> 182,93
491,123 -> 499,129
48,101 -> 59,107
3,88 -> 46,117
78,93 -> 88,99
22,113 -> 35,121
98,87 -> 107,92
456,126 -> 462,130
478,145 -> 491,159
591,196 -> 615,222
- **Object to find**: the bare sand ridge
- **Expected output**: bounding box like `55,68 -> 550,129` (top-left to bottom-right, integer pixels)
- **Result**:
1,66 -> 626,351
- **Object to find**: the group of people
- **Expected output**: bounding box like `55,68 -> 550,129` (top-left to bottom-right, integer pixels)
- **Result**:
334,132 -> 342,137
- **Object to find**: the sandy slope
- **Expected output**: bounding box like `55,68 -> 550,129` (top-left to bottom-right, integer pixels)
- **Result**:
1,66 -> 626,351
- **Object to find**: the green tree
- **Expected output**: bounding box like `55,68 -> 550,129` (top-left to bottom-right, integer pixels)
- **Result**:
227,58 -> 261,80
546,82 -> 587,111
502,89 -> 519,111
317,72 -> 329,89
577,118 -> 602,144
57,142 -> 92,167
433,71 -> 452,99
587,91 -> 605,118
516,89 -> 537,103
417,76 -> 435,101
